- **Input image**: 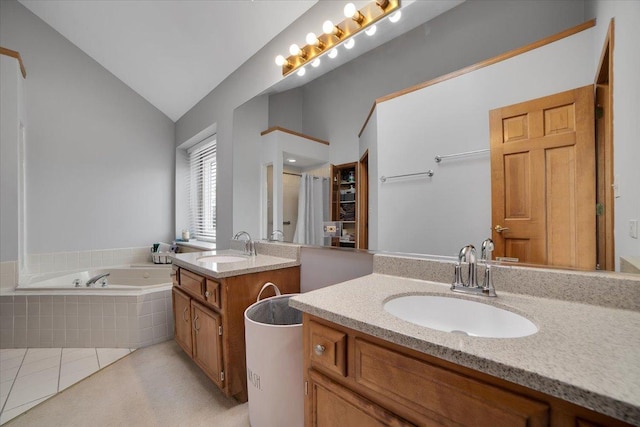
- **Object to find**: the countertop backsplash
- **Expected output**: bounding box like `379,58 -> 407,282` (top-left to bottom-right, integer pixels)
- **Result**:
373,253 -> 640,312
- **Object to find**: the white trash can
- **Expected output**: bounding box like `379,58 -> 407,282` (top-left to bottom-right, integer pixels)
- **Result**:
244,283 -> 303,427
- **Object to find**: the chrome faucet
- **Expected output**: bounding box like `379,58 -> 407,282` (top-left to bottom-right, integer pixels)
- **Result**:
451,242 -> 496,297
86,273 -> 110,287
233,231 -> 257,256
268,230 -> 284,242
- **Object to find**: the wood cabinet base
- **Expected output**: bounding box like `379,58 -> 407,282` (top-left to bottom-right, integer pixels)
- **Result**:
173,265 -> 300,402
303,314 -> 632,427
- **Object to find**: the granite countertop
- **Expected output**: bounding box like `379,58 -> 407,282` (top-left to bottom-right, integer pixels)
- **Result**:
289,273 -> 640,425
171,249 -> 299,279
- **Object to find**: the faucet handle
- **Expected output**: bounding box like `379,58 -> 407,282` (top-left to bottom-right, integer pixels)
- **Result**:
451,262 -> 464,288
481,238 -> 494,262
482,264 -> 497,297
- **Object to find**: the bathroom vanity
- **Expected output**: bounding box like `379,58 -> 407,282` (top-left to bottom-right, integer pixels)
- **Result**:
171,248 -> 300,402
290,254 -> 640,426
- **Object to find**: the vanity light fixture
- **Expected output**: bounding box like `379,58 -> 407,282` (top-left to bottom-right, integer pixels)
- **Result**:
311,58 -> 321,67
297,67 -> 306,77
275,0 -> 400,77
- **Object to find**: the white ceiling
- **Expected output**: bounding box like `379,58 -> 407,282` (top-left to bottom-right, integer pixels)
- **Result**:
18,0 -> 318,121
17,0 -> 463,123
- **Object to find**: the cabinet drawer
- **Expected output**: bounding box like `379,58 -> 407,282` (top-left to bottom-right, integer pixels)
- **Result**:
308,321 -> 347,377
180,269 -> 204,297
171,266 -> 180,286
205,279 -> 221,309
354,338 -> 549,427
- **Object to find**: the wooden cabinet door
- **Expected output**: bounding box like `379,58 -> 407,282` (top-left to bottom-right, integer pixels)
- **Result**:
308,370 -> 414,427
191,300 -> 224,388
172,287 -> 192,357
490,85 -> 595,269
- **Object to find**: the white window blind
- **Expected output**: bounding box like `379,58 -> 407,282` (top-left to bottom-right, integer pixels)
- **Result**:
188,135 -> 217,242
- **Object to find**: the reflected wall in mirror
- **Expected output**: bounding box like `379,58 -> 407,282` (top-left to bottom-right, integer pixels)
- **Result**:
261,128 -> 331,245
365,24 -> 608,269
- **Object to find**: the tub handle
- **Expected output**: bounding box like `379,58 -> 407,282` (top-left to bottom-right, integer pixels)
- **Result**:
182,307 -> 189,322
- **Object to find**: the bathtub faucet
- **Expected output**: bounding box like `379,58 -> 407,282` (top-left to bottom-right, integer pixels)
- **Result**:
86,273 -> 110,287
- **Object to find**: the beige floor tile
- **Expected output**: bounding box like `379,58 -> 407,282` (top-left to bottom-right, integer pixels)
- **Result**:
95,348 -> 131,368
0,394 -> 53,425
4,366 -> 58,411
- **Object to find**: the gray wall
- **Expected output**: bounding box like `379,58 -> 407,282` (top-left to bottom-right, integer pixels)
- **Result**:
0,56 -> 24,262
0,0 -> 175,254
270,0 -> 586,165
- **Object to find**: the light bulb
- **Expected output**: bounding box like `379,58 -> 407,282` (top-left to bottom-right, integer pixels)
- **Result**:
306,32 -> 318,46
344,2 -> 364,24
389,11 -> 401,23
328,48 -> 338,59
275,55 -> 287,66
297,67 -> 306,77
311,58 -> 321,68
289,43 -> 301,56
344,3 -> 357,18
344,38 -> 355,50
322,20 -> 334,34
323,20 -> 343,37
365,25 -> 377,36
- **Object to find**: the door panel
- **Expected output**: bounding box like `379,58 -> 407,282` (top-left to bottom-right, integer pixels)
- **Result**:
172,287 -> 193,357
490,85 -> 595,269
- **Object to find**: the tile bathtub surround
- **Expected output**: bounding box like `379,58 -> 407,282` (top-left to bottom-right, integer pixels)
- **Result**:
0,289 -> 174,349
25,246 -> 152,275
373,254 -> 640,312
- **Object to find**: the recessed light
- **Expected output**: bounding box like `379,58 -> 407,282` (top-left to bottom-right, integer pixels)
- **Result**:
287,158 -> 297,163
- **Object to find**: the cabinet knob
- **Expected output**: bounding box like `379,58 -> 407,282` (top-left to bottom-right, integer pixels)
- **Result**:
205,291 -> 211,298
314,344 -> 326,356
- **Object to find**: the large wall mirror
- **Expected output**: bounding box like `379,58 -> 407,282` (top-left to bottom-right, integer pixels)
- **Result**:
237,1 -> 637,275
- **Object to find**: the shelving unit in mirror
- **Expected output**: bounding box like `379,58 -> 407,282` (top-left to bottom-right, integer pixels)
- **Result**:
331,162 -> 358,248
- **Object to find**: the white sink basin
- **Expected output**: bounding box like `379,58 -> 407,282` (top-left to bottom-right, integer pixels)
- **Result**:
196,255 -> 247,263
383,295 -> 537,338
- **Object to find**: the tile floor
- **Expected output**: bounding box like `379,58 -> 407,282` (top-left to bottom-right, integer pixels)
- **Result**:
0,347 -> 134,424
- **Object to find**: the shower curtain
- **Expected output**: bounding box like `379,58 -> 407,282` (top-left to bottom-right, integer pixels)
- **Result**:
294,174 -> 330,245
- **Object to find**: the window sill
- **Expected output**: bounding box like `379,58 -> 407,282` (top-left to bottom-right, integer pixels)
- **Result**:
176,240 -> 216,252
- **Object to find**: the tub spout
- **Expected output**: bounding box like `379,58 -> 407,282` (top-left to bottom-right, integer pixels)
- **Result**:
86,273 -> 110,287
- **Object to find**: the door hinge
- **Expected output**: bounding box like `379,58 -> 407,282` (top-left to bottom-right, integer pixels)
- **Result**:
218,325 -> 223,336
304,381 -> 308,396
596,202 -> 605,216
220,371 -> 225,382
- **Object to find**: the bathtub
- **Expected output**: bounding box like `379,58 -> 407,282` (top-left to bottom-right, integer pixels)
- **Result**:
16,267 -> 172,293
1,266 -> 175,349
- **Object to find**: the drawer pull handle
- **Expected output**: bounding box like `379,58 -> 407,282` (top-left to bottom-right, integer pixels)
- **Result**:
205,291 -> 211,298
314,344 -> 326,356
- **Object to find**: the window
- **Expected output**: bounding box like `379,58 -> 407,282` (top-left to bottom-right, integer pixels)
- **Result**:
188,135 -> 217,242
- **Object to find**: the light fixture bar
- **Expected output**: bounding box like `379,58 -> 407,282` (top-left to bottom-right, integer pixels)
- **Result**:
279,0 -> 400,76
